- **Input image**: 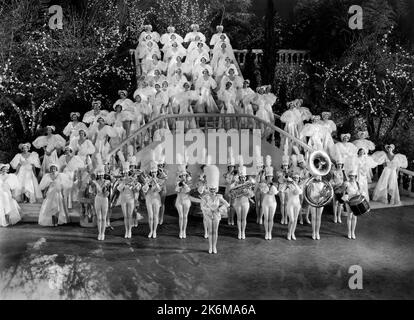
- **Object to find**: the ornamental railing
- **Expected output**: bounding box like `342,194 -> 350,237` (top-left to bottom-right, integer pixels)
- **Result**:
399,168 -> 414,198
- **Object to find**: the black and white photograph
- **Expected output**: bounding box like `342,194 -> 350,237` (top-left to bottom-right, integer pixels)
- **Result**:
0,0 -> 413,304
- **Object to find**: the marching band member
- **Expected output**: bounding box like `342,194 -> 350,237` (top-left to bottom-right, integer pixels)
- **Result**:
32,125 -> 66,178
156,153 -> 168,226
285,170 -> 302,240
230,156 -> 254,240
160,26 -> 184,46
259,156 -> 278,240
82,99 -> 109,128
197,151 -> 209,238
210,25 -> 230,47
342,169 -> 361,239
183,24 -> 206,43
296,154 -> 311,224
38,163 -> 70,227
200,163 -> 230,254
276,155 -> 290,225
10,142 -> 42,203
254,151 -> 266,224
92,164 -> 111,240
142,160 -> 163,238
175,152 -> 192,239
118,162 -> 141,239
224,147 -> 237,226
372,144 -> 408,205
0,164 -> 21,227
63,112 -> 88,143
308,175 -> 326,240
330,156 -> 346,223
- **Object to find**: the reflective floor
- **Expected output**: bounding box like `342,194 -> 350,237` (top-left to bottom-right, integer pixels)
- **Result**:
0,204 -> 413,300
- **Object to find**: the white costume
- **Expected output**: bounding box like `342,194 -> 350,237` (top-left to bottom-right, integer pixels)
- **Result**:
89,123 -> 117,163
194,75 -> 219,113
0,167 -> 21,226
372,148 -> 408,205
63,119 -> 88,142
10,148 -> 42,203
32,131 -> 66,177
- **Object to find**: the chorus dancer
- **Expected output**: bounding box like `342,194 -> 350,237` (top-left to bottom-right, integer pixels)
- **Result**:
175,152 -> 192,239
300,115 -> 325,151
63,112 -> 88,143
210,25 -> 230,47
142,160 -> 163,238
217,81 -> 238,130
167,56 -> 185,77
107,103 -> 134,147
319,112 -> 336,152
275,155 -> 290,225
280,100 -> 302,155
163,42 -> 187,66
58,146 -> 84,209
352,131 -> 376,182
237,80 -> 255,128
219,67 -> 243,93
296,154 -> 311,224
354,148 -> 378,201
142,53 -> 167,76
147,69 -> 167,87
168,68 -> 188,94
184,24 -> 206,44
372,144 -> 408,205
200,164 -> 230,254
88,116 -> 117,164
308,175 -> 328,240
254,151 -> 266,224
10,143 -> 42,203
294,99 -> 312,140
32,126 -> 66,178
92,164 -> 111,240
211,40 -> 241,78
192,55 -> 213,81
132,93 -> 151,128
342,169 -> 361,239
259,156 -> 278,239
135,80 -> 156,101
284,170 -> 302,240
136,40 -> 161,67
82,99 -> 109,129
38,163 -> 70,227
171,82 -> 198,130
230,156 -> 254,240
160,26 -> 184,47
138,24 -> 160,43
214,56 -> 233,85
330,155 -> 346,223
149,83 -> 170,131
335,133 -> 358,172
194,69 -> 219,122
117,162 -> 141,239
0,164 -> 21,227
69,129 -> 95,168
186,42 -> 210,76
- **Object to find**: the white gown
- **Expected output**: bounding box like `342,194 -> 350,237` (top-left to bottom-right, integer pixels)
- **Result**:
88,125 -> 117,163
355,155 -> 378,201
210,33 -> 230,47
371,152 -> 408,205
183,31 -> 206,43
82,110 -> 109,126
58,155 -> 84,208
69,138 -> 95,166
38,173 -> 70,226
194,76 -> 219,113
63,121 -> 88,142
32,134 -> 66,177
10,152 -> 42,203
0,174 -> 21,226
335,142 -> 358,171
160,32 -> 184,46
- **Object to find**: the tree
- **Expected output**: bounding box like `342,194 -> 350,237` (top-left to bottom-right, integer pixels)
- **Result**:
261,0 -> 277,84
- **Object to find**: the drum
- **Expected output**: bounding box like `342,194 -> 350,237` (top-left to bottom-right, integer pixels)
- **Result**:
348,195 -> 370,216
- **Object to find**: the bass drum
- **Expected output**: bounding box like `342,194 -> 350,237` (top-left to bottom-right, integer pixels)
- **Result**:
348,195 -> 370,216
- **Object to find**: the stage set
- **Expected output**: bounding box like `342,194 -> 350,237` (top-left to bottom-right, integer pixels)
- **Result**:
1,0 -> 414,300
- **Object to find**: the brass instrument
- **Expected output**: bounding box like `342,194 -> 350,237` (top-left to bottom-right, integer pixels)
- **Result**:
303,150 -> 334,207
229,181 -> 256,199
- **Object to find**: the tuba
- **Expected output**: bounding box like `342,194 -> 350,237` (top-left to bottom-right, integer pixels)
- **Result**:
303,150 -> 334,208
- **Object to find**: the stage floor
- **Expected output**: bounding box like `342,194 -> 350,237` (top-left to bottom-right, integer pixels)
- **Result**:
0,205 -> 413,300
